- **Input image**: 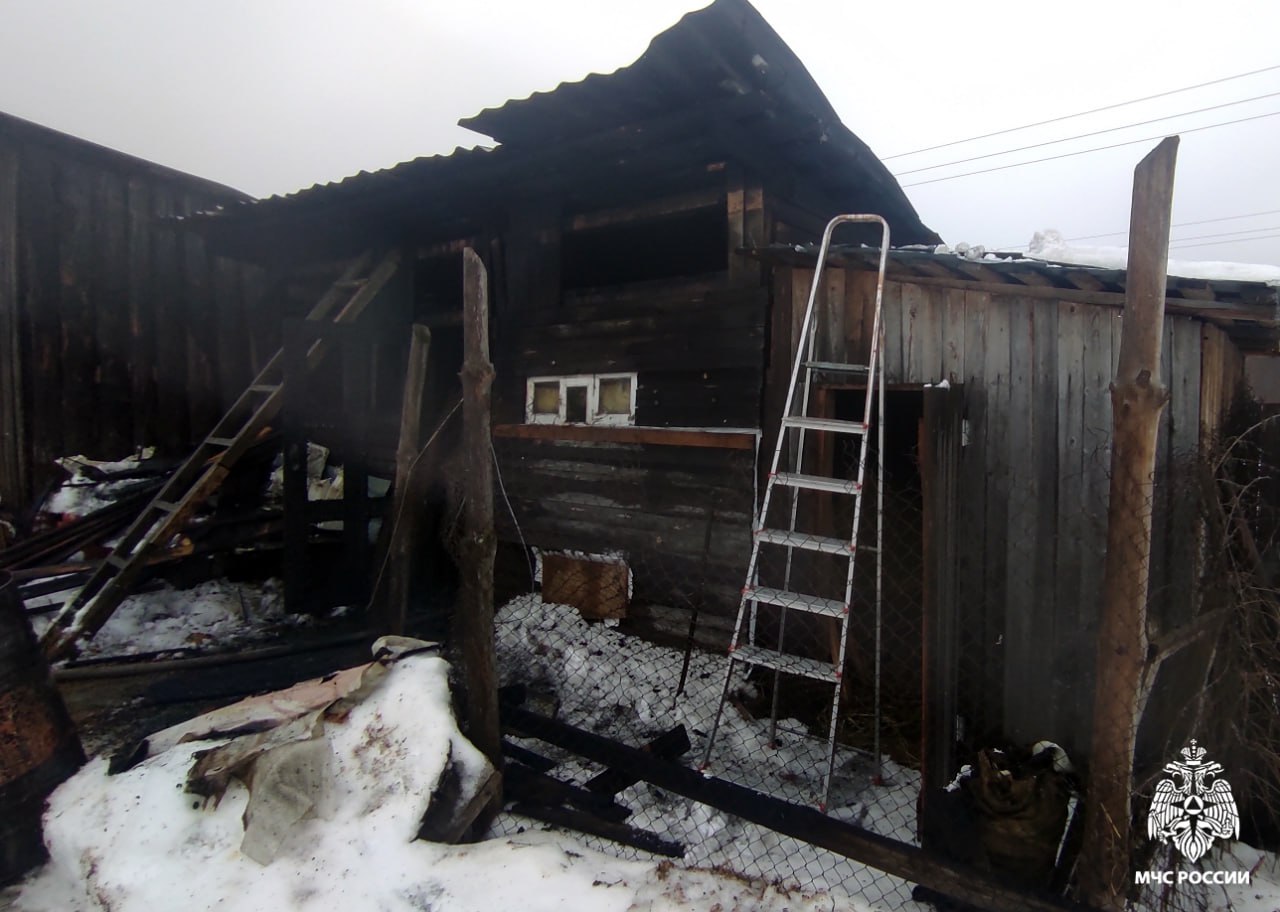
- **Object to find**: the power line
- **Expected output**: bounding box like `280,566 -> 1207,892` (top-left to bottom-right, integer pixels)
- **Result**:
1169,233 -> 1280,250
892,90 -> 1280,177
883,63 -> 1280,160
901,109 -> 1280,188
1168,225 -> 1280,244
1000,212 -> 1280,249
1046,210 -> 1280,245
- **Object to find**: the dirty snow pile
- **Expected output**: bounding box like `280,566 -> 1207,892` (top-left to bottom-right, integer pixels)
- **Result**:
1025,229 -> 1280,283
494,594 -> 923,910
25,578 -> 308,659
13,650 -> 848,912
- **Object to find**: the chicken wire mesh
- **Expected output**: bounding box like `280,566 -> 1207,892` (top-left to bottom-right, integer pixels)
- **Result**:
479,395 -> 1279,911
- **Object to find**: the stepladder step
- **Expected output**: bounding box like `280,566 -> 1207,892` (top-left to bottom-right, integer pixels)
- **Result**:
781,416 -> 866,435
803,361 -> 869,374
772,472 -> 860,495
730,645 -> 839,683
745,586 -> 847,619
755,528 -> 851,555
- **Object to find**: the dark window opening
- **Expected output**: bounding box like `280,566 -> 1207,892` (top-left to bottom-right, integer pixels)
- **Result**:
565,385 -> 589,423
561,205 -> 727,290
414,252 -> 464,320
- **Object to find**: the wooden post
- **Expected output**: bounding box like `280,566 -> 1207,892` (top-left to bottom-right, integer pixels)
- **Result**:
0,146 -> 26,512
373,323 -> 431,635
1079,136 -> 1177,911
455,248 -> 500,767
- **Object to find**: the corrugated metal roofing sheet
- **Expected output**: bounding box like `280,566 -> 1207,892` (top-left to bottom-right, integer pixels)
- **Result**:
755,243 -> 1280,352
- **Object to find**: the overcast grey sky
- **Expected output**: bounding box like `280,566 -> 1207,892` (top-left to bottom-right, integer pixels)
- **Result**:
2,0 -> 1277,264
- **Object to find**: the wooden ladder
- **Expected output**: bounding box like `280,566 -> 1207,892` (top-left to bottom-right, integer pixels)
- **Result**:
40,248 -> 403,661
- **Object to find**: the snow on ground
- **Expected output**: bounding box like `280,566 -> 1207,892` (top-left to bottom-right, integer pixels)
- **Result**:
1023,229 -> 1280,284
26,578 -> 321,659
14,650 -> 861,912
493,594 -> 926,911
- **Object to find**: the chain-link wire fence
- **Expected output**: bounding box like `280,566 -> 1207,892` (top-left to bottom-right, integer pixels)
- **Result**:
481,390 -> 1280,911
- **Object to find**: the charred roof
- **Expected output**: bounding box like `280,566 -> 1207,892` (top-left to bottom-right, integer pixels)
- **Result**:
186,0 -> 937,258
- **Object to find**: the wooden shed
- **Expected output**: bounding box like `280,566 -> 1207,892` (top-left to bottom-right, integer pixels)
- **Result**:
755,243 -> 1279,782
0,112 -> 266,510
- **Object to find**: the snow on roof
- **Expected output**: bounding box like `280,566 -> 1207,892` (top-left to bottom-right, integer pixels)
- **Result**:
1024,229 -> 1280,285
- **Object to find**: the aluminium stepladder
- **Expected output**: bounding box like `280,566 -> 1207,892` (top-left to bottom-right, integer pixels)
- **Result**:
699,214 -> 890,810
40,248 -> 402,661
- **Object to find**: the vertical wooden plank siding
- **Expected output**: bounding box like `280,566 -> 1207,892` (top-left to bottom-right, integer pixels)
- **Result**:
57,159 -> 96,457
1053,301 -> 1087,748
151,192 -> 189,453
183,194 -> 218,440
17,151 -> 61,487
1199,326 -> 1225,443
981,296 -> 1012,734
882,281 -> 905,384
819,266 -> 845,365
126,177 -> 156,451
96,170 -> 131,456
1002,296 -> 1036,739
1160,319 -> 1203,631
0,145 -> 22,508
940,286 -> 966,386
957,289 -> 990,735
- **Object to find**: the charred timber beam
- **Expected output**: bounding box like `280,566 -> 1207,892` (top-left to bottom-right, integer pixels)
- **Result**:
503,706 -> 1098,912
503,761 -> 631,823
583,725 -> 691,797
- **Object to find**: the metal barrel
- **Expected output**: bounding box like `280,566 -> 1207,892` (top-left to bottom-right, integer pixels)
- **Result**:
0,570 -> 85,885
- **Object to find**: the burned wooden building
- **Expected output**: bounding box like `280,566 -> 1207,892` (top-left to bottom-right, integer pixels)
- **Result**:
10,0 -> 1277,837
182,0 -> 938,618
0,112 -> 265,510
171,0 -> 1280,780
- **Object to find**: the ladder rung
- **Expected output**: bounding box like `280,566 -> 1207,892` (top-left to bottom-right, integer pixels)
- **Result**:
249,384 -> 281,394
747,586 -> 847,618
782,416 -> 867,435
206,436 -> 237,448
773,472 -> 860,495
804,361 -> 869,374
730,645 -> 839,683
153,500 -> 179,514
106,553 -> 130,570
755,528 -> 852,555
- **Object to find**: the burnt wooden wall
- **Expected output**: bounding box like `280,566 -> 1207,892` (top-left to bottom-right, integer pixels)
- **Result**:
0,115 -> 266,509
775,264 -> 1246,759
488,174 -> 770,638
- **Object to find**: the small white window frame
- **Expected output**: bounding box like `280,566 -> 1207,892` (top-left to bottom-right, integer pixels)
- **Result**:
525,372 -> 637,426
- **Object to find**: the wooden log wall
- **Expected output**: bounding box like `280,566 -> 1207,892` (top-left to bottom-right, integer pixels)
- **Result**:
0,116 -> 265,509
777,265 -> 1239,758
492,431 -> 756,638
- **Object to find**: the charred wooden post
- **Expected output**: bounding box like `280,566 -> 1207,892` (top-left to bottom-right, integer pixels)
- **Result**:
373,323 -> 432,635
0,570 -> 85,885
455,248 -> 501,768
1079,137 -> 1178,911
